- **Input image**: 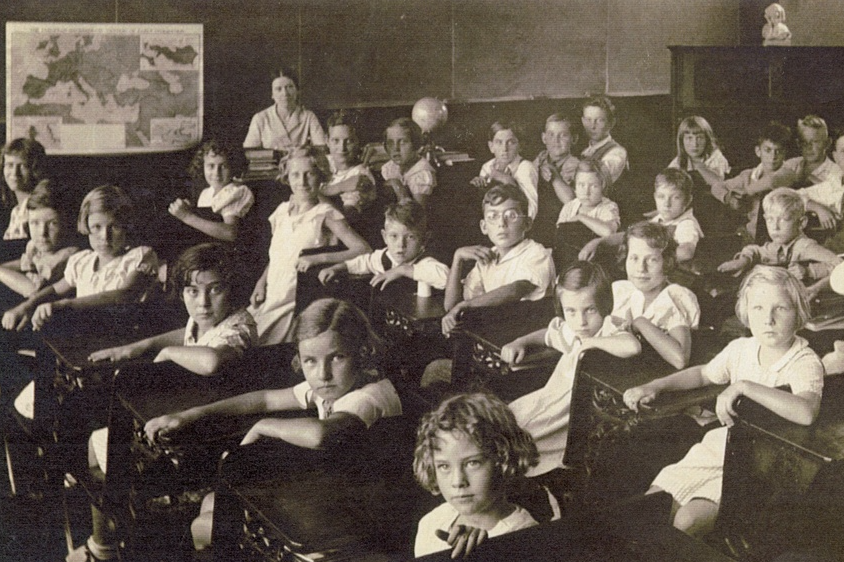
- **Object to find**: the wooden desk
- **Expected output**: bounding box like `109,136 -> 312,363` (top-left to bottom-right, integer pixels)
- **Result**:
451,298 -> 561,400
717,374 -> 844,561
566,345 -> 727,506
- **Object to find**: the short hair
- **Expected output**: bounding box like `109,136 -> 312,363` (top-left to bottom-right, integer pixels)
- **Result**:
1,138 -> 47,206
413,392 -> 538,495
270,67 -> 300,89
327,109 -> 360,136
284,146 -> 330,185
675,116 -> 719,166
575,158 -> 611,193
544,113 -> 574,130
488,119 -> 524,142
482,182 -> 530,216
26,179 -> 76,230
796,115 -> 830,142
621,221 -> 678,274
385,117 -> 423,149
188,138 -> 247,187
290,298 -> 384,378
555,261 -> 613,318
77,184 -> 134,235
654,168 -> 694,206
384,199 -> 428,233
735,265 -> 811,330
169,243 -> 248,308
582,95 -> 617,126
762,187 -> 805,220
758,121 -> 791,148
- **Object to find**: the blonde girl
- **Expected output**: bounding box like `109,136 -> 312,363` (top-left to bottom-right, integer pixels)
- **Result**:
669,116 -> 730,188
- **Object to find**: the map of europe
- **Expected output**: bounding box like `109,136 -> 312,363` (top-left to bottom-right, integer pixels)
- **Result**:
6,23 -> 203,154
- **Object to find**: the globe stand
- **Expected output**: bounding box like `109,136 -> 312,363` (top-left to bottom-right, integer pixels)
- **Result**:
419,133 -> 446,168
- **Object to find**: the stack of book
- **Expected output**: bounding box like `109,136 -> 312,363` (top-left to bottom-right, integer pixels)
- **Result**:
243,148 -> 279,181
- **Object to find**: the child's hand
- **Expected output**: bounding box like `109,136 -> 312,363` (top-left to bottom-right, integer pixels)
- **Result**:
296,255 -> 319,273
436,525 -> 488,559
623,385 -> 658,412
787,263 -> 808,282
814,206 -> 838,230
168,198 -> 193,221
822,341 -> 844,375
441,305 -> 465,337
717,258 -> 749,276
716,381 -> 746,427
2,304 -> 31,332
31,302 -> 57,331
724,192 -> 744,212
539,162 -> 560,183
578,239 -> 601,261
340,189 -> 362,209
250,280 -> 267,307
487,168 -> 513,185
454,246 -> 495,266
318,268 -> 338,285
470,176 -> 488,189
370,267 -> 405,290
144,413 -> 188,442
89,344 -> 141,363
500,341 -> 528,365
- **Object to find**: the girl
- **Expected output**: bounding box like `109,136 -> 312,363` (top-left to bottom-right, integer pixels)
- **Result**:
611,221 -> 699,370
0,180 -> 78,308
169,139 -> 254,244
624,266 -> 822,536
555,158 -> 620,237
381,117 -> 436,208
470,120 -> 539,219
669,116 -> 731,189
143,298 -> 403,551
501,262 -> 641,476
249,147 -> 370,345
9,184 -> 158,333
413,392 -> 541,558
1,138 -> 47,243
66,243 -> 257,562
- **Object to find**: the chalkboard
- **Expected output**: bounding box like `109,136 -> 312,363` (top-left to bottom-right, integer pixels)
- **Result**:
453,0 -> 607,101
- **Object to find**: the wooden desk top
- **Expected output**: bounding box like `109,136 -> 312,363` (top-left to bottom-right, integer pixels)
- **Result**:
734,373 -> 844,464
459,298 -> 557,351
374,279 -> 446,323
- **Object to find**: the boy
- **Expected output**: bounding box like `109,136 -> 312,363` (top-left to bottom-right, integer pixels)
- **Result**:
580,168 -> 703,264
381,118 -> 436,208
470,120 -> 539,219
320,110 -> 377,220
441,183 -> 555,336
317,200 -> 448,290
717,188 -> 841,297
711,121 -> 797,239
580,95 -> 627,186
533,114 -> 580,247
786,116 -> 843,231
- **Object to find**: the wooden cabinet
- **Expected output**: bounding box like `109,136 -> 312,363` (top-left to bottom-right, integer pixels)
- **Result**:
669,47 -> 844,169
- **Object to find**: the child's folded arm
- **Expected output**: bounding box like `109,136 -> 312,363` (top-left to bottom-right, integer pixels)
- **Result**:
577,212 -> 619,237
89,328 -> 184,363
501,328 -> 548,365
0,260 -> 37,297
632,319 -> 692,370
582,332 -> 641,358
457,280 -> 537,312
154,344 -> 241,376
743,167 -> 798,196
240,411 -> 366,449
727,382 -> 821,426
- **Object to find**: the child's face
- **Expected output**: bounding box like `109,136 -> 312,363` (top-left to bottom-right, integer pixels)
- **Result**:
271,76 -> 298,108
480,199 -> 529,252
764,205 -> 804,245
582,106 -> 612,143
654,183 -> 689,222
488,129 -> 519,165
575,171 -> 604,207
625,236 -> 667,295
385,126 -> 417,169
541,121 -> 574,159
328,125 -> 359,167
203,151 -> 231,191
381,219 -> 424,264
183,269 -> 231,334
832,136 -> 844,171
3,154 -> 33,193
561,287 -> 604,340
682,130 -> 707,160
756,140 -> 786,172
746,281 -> 798,351
432,429 -> 501,520
798,127 -> 829,165
288,157 -> 321,199
87,211 -> 126,259
28,207 -> 63,254
299,330 -> 358,404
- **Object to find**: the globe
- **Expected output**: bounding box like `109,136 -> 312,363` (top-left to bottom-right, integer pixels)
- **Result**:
412,97 -> 448,134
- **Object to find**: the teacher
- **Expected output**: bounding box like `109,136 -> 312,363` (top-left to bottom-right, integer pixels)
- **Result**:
243,68 -> 327,152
